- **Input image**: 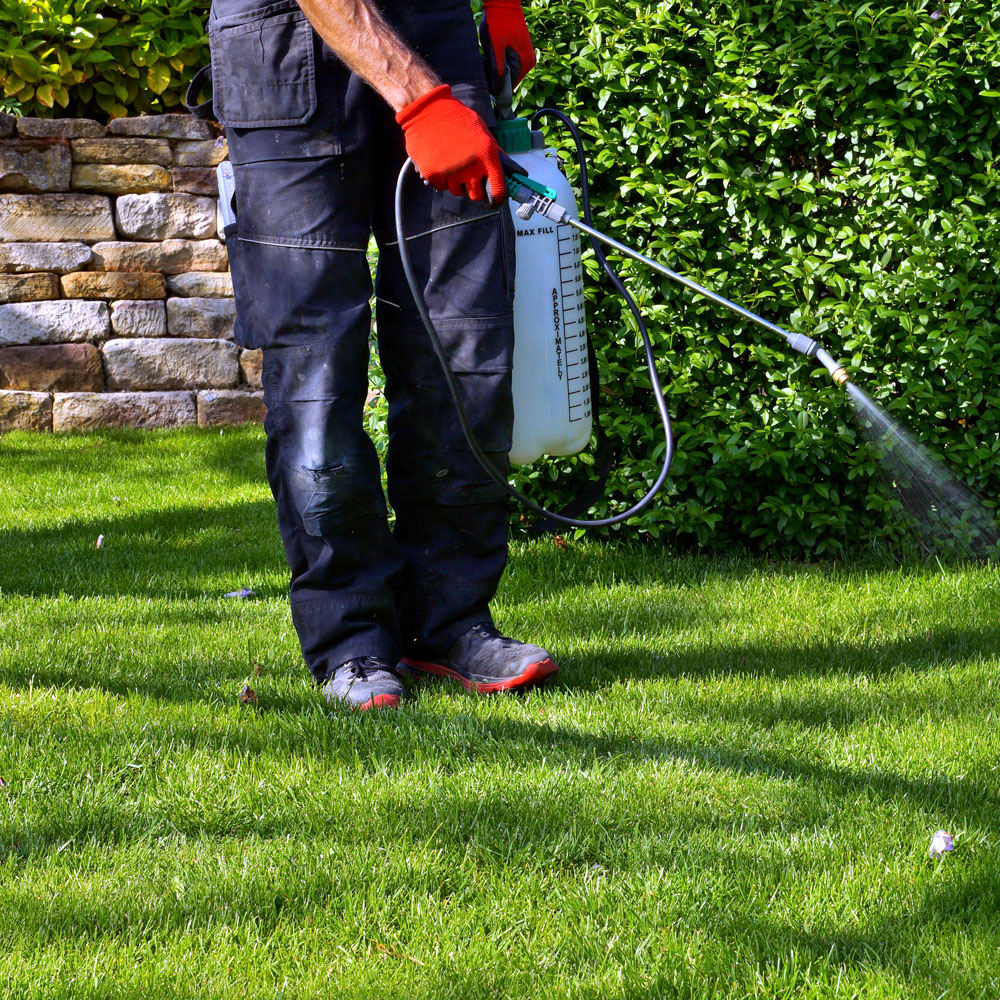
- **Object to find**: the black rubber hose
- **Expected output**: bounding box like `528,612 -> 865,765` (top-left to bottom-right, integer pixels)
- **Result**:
393,114 -> 674,528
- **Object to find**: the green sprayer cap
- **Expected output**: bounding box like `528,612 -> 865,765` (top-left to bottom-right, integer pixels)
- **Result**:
494,117 -> 532,154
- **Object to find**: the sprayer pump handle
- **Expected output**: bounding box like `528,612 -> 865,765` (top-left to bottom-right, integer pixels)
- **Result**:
495,66 -> 515,120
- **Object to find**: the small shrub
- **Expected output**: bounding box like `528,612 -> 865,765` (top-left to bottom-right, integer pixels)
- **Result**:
0,0 -> 211,118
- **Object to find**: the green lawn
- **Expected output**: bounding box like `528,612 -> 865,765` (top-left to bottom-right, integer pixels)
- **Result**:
2,427 -> 999,999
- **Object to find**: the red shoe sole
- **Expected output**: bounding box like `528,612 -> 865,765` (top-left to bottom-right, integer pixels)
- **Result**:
355,693 -> 402,711
400,656 -> 558,694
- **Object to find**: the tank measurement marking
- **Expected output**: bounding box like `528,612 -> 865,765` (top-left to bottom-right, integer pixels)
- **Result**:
551,287 -> 563,382
556,223 -> 589,424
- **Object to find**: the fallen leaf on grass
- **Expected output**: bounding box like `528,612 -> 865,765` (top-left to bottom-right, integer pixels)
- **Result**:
239,685 -> 258,705
372,940 -> 425,966
553,535 -> 567,549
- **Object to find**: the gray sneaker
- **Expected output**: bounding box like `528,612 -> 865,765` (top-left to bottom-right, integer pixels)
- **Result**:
401,623 -> 558,694
322,657 -> 407,710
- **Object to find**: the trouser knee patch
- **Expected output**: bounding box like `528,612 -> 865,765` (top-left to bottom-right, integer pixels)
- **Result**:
287,462 -> 387,536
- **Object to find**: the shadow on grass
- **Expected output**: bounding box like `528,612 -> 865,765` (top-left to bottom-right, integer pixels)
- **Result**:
0,497 -> 985,607
3,617 -> 995,715
0,500 -> 286,599
5,679 -> 999,858
558,623 -> 1000,690
0,502 -> 766,600
3,745 -> 996,999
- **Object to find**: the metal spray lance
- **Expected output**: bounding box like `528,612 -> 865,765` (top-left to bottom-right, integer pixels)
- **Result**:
505,171 -> 852,390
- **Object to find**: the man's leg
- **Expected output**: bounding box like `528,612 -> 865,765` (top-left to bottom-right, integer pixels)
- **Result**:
375,212 -> 515,654
373,131 -> 558,690
224,76 -> 405,687
259,312 -> 404,684
370,2 -> 515,655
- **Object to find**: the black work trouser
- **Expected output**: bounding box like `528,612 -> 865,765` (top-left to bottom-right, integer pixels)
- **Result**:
209,0 -> 515,682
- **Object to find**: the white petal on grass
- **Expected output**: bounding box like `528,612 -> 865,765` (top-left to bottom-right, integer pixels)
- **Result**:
929,830 -> 954,858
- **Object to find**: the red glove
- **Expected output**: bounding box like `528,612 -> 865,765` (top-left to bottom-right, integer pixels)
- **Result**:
482,0 -> 536,87
396,84 -> 506,202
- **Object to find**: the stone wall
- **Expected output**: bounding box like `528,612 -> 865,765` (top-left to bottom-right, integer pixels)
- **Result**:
0,113 -> 263,433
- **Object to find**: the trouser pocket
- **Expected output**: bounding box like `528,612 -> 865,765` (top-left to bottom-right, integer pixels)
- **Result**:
209,0 -> 317,128
223,222 -> 252,348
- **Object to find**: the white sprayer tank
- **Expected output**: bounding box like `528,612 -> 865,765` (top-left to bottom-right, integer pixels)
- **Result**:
497,119 -> 593,466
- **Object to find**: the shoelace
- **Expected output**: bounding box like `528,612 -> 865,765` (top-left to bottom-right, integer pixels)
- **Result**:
469,623 -> 518,648
345,656 -> 395,679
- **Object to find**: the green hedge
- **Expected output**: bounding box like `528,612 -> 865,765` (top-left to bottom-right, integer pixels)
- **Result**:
7,0 -> 998,554
0,0 -> 210,118
511,0 -> 1000,554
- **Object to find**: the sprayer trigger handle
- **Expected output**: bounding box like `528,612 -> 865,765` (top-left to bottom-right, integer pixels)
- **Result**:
492,151 -> 530,207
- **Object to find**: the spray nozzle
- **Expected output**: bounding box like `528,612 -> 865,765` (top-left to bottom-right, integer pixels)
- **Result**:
815,347 -> 851,387
781,334 -> 849,387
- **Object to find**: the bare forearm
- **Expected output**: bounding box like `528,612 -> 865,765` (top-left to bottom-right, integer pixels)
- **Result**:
295,0 -> 440,110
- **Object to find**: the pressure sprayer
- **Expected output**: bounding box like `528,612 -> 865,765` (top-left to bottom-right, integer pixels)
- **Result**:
393,93 -> 853,530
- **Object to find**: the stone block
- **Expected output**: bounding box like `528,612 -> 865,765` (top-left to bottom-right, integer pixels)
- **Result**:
0,139 -> 72,193
239,348 -> 262,388
111,300 -> 167,338
61,271 -> 165,302
90,239 -> 227,274
71,138 -> 173,166
108,115 -> 213,141
0,273 -> 59,304
167,297 -> 236,339
0,343 -> 103,392
173,139 -> 228,167
0,300 -> 109,347
197,389 -> 265,426
0,242 -> 93,274
53,391 -> 196,431
0,389 -> 51,431
17,119 -> 105,139
71,163 -> 173,195
115,193 -> 217,241
102,337 -> 238,390
0,194 -> 115,243
172,167 -> 218,196
0,114 -> 14,139
166,272 -> 233,298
